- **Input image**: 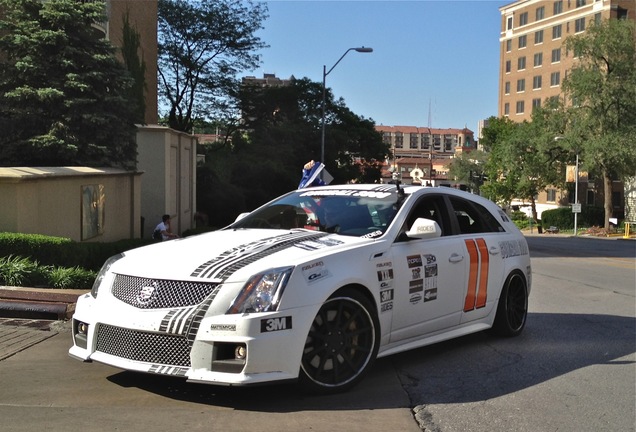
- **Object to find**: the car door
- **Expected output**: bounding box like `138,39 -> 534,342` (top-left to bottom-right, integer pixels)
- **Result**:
388,194 -> 468,343
447,196 -> 507,324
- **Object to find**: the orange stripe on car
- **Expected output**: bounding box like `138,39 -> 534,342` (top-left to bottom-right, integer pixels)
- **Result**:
475,238 -> 488,309
464,239 -> 479,312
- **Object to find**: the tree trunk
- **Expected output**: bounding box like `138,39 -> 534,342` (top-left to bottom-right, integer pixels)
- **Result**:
531,197 -> 543,233
603,171 -> 613,230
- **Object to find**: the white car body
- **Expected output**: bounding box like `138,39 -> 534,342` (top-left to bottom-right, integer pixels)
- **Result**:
69,184 -> 531,393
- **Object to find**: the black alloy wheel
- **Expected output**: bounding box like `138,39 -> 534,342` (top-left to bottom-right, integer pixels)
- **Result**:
299,289 -> 379,393
492,272 -> 528,337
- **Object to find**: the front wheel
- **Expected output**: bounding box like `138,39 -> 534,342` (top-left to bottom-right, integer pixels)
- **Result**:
299,288 -> 380,394
491,272 -> 528,337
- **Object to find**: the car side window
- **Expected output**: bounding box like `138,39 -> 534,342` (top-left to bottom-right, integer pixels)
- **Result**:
403,195 -> 449,237
449,197 -> 504,234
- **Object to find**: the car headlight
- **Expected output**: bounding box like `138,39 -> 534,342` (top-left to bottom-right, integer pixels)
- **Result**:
91,253 -> 124,298
227,266 -> 293,314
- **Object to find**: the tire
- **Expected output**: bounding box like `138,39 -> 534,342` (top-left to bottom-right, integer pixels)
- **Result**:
299,288 -> 380,394
491,272 -> 528,337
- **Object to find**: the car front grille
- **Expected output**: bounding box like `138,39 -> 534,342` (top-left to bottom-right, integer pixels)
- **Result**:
112,274 -> 218,309
96,324 -> 190,367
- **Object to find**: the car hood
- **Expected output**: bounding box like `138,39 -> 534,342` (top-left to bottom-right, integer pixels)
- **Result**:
110,229 -> 370,284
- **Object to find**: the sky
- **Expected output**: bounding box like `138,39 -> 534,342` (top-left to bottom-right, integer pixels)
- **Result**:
244,0 -> 511,132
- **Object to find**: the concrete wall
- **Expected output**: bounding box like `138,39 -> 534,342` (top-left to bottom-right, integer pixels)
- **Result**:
136,126 -> 196,238
0,167 -> 141,242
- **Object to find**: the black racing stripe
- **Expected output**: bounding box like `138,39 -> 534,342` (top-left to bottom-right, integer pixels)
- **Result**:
191,231 -> 328,280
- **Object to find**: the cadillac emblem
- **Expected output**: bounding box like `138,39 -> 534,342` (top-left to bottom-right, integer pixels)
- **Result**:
137,282 -> 157,305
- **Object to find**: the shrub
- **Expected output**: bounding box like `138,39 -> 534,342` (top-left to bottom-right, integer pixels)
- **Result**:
541,205 -> 604,230
46,266 -> 97,289
0,255 -> 47,287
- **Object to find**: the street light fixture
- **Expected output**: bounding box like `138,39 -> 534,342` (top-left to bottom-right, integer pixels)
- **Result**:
321,47 -> 373,165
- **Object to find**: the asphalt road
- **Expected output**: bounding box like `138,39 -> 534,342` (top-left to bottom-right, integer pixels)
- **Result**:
0,235 -> 634,432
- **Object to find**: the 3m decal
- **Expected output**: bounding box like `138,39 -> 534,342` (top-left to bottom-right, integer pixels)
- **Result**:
380,289 -> 394,303
463,238 -> 489,312
261,316 -> 292,332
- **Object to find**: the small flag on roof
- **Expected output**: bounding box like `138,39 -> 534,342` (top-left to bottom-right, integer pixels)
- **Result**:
299,160 -> 333,189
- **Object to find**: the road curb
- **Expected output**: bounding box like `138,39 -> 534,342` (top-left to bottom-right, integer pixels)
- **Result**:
0,287 -> 88,320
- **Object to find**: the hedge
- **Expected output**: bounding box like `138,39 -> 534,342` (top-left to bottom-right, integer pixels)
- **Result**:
540,206 -> 604,230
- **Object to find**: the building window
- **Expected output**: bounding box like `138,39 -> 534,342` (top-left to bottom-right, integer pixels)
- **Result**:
551,48 -> 561,63
517,79 -> 525,92
504,103 -> 510,115
507,16 -> 513,30
518,56 -> 526,70
519,12 -> 528,26
575,17 -> 586,33
536,6 -> 545,20
505,60 -> 511,73
410,133 -> 418,149
532,98 -> 542,108
535,30 -> 544,44
553,24 -> 562,39
576,0 -> 586,7
505,81 -> 511,94
594,13 -> 601,24
534,52 -> 543,67
421,134 -> 430,150
518,34 -> 527,48
506,39 -> 512,52
516,101 -> 525,114
550,71 -> 561,86
533,75 -> 542,89
554,0 -> 563,14
546,189 -> 557,202
395,132 -> 403,149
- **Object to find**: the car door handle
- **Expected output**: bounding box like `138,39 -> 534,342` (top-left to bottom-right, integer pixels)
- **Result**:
489,247 -> 500,255
449,253 -> 464,263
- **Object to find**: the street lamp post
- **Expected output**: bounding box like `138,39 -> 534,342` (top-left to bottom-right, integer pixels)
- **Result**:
321,47 -> 373,164
555,136 -> 580,236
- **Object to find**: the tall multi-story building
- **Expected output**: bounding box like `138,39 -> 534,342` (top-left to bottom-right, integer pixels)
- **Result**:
498,0 -> 633,122
498,0 -> 634,220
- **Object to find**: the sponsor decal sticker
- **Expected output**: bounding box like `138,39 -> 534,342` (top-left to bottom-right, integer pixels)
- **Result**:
424,288 -> 438,302
261,316 -> 292,332
377,268 -> 394,282
381,302 -> 393,312
380,289 -> 394,303
210,324 -> 237,331
407,254 -> 423,268
410,293 -> 422,304
302,261 -> 331,284
409,279 -> 424,293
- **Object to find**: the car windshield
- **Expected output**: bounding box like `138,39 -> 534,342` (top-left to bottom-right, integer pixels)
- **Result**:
230,187 -> 400,238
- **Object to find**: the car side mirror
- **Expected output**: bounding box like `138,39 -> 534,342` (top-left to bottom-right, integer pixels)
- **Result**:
405,218 -> 442,239
235,212 -> 250,222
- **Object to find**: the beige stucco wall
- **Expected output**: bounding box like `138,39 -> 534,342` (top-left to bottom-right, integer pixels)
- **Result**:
0,167 -> 141,242
136,126 -> 196,238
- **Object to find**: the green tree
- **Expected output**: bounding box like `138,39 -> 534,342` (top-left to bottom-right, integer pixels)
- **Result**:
196,78 -> 389,227
448,149 -> 488,195
561,18 -> 636,229
0,0 -> 138,169
157,0 -> 268,133
481,113 -> 568,226
120,10 -> 147,125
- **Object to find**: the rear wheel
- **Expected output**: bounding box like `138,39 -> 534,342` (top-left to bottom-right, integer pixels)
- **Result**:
299,288 -> 379,394
491,272 -> 528,337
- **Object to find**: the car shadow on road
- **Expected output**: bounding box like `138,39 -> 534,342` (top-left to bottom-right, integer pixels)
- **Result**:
105,312 -> 635,412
